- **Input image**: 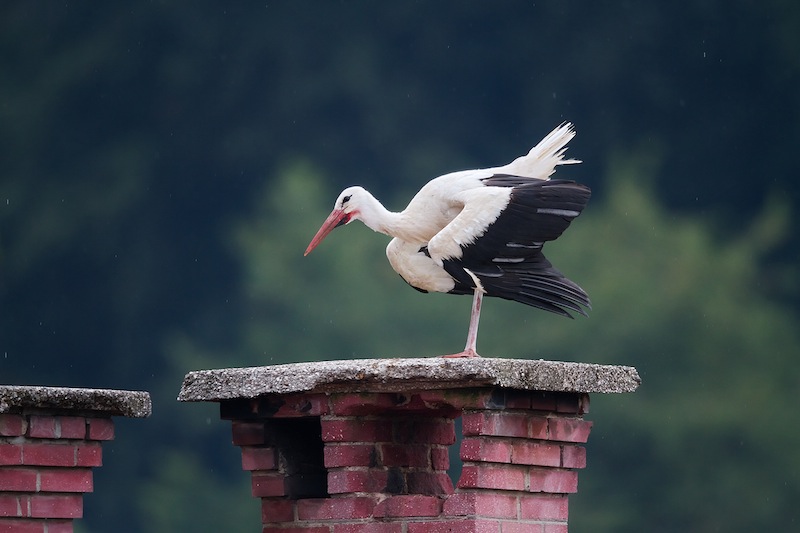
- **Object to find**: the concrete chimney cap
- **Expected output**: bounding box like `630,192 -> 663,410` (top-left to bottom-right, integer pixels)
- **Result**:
178,357 -> 640,402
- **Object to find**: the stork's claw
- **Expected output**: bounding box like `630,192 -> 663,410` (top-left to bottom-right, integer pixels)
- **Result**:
441,349 -> 481,358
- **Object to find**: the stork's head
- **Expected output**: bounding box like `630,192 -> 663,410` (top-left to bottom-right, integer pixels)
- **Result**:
304,186 -> 367,256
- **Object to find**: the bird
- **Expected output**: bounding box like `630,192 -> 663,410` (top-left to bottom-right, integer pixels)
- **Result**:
304,122 -> 591,358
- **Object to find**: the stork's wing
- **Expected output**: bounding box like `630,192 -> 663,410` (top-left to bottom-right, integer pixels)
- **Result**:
433,178 -> 592,317
480,176 -> 590,243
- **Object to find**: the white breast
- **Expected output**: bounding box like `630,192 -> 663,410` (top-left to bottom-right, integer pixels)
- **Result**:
386,239 -> 456,293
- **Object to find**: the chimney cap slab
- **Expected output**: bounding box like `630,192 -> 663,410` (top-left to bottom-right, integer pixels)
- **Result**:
178,358 -> 640,402
0,385 -> 152,418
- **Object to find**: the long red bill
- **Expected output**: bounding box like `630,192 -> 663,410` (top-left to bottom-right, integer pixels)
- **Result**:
304,209 -> 348,256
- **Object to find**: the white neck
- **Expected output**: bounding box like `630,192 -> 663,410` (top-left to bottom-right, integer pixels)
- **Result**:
356,191 -> 404,237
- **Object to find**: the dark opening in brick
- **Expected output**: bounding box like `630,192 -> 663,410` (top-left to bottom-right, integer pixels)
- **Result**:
448,415 -> 463,486
265,417 -> 327,499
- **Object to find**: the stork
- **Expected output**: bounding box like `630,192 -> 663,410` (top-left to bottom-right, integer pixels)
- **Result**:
304,122 -> 591,358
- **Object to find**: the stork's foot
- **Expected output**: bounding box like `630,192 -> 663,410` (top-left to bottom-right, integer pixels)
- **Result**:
440,348 -> 481,359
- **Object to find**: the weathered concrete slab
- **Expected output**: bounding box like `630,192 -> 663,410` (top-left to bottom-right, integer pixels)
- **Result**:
178,358 -> 640,402
0,385 -> 152,418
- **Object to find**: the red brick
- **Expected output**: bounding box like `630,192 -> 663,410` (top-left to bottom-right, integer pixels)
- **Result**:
528,416 -> 549,440
407,471 -> 454,495
296,496 -> 376,520
457,464 -> 526,491
251,472 -> 286,497
0,468 -> 37,491
380,444 -> 430,467
543,524 -> 568,533
511,442 -> 561,467
0,445 -> 22,466
443,492 -> 518,518
528,469 -> 578,494
263,527 -> 328,533
241,446 -> 277,471
554,393 -> 590,415
554,394 -> 581,414
329,393 -> 397,415
324,444 -> 376,468
0,519 -> 47,533
547,418 -> 592,443
460,438 -> 512,464
529,392 -> 558,411
414,390 -> 450,405
86,418 -> 114,441
502,522 -> 545,533
56,417 -> 87,440
519,494 -> 569,521
578,394 -> 590,415
394,418 -> 455,445
560,445 -> 587,469
42,521 -> 72,533
321,418 -> 392,443
462,412 -> 527,438
327,469 -> 388,494
0,518 -> 73,533
373,494 -> 442,517
75,443 -> 102,467
231,421 -> 266,445
407,519 -> 501,533
29,494 -> 83,519
334,523 -> 404,533
22,444 -> 75,467
431,446 -> 450,470
261,498 -> 294,523
27,417 -> 57,439
274,393 -> 330,417
38,468 -> 93,493
501,391 -> 530,409
417,389 -> 494,411
390,393 -> 453,414
415,390 -> 455,408
0,495 -> 21,517
460,412 -> 483,436
0,415 -> 26,437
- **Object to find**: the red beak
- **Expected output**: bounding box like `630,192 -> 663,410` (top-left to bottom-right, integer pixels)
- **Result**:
304,208 -> 349,256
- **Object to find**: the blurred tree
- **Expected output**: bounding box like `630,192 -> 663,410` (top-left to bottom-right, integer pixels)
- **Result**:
137,449 -> 256,533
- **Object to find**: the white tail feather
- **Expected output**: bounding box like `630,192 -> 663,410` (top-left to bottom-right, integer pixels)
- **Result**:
500,122 -> 581,179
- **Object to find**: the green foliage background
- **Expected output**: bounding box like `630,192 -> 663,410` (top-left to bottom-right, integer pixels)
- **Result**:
1,2 -> 799,532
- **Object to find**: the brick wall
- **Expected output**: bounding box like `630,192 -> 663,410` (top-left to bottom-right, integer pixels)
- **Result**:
221,388 -> 592,532
0,413 -> 115,533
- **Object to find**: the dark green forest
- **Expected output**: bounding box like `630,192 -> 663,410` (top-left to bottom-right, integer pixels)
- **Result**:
2,2 -> 799,532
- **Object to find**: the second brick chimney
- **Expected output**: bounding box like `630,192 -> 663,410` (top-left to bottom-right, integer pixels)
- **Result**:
179,357 -> 639,531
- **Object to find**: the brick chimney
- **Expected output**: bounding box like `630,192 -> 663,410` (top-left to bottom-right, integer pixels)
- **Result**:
0,385 -> 151,532
179,358 -> 639,531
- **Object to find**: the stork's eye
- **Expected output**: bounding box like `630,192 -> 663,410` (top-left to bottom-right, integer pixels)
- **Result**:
342,195 -> 352,205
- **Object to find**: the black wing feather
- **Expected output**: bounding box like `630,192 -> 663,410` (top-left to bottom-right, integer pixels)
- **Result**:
443,177 -> 591,317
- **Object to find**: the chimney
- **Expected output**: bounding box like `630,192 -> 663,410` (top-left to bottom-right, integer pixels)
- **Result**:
0,385 -> 151,532
179,358 -> 639,531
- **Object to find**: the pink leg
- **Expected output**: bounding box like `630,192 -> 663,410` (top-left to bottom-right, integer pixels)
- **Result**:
442,290 -> 483,358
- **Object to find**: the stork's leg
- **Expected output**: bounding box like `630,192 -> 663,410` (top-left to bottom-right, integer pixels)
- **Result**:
442,289 -> 483,358
462,289 -> 483,355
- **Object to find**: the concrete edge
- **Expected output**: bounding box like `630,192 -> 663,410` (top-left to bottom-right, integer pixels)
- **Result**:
0,385 -> 152,418
178,357 -> 641,402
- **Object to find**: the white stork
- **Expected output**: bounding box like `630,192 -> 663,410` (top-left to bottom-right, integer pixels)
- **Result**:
304,122 -> 591,358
